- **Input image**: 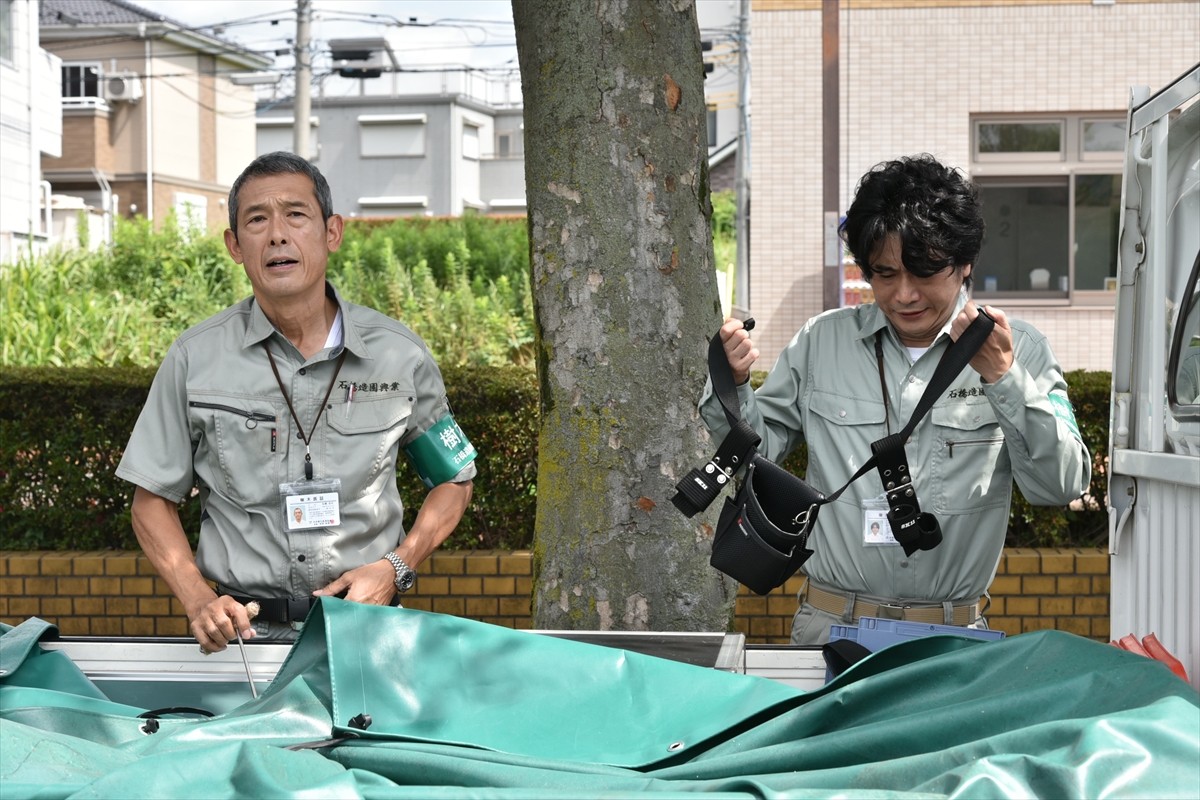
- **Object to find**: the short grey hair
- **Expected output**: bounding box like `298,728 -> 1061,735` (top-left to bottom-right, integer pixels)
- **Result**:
227,151 -> 334,237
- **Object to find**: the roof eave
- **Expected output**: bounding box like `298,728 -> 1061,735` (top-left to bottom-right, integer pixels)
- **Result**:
40,21 -> 272,70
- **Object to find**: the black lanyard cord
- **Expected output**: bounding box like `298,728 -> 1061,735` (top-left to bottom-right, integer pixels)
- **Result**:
875,331 -> 893,436
265,343 -> 347,481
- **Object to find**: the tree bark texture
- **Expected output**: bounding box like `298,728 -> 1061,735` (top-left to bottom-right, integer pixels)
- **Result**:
514,0 -> 736,631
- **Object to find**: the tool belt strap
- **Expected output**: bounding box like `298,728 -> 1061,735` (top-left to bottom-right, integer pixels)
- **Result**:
219,593 -> 317,624
804,581 -> 979,626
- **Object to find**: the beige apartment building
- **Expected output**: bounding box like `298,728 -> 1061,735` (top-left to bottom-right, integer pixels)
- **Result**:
38,0 -> 270,234
749,0 -> 1198,371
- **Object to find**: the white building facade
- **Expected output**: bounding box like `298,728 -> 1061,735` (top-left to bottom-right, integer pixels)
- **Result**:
749,0 -> 1199,372
0,0 -> 62,264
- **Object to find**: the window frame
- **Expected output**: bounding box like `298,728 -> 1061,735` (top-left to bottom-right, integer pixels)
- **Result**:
971,112 -> 1124,305
358,113 -> 426,159
61,62 -> 103,101
973,118 -> 1066,163
462,121 -> 480,161
1167,251 -> 1200,419
0,0 -> 14,67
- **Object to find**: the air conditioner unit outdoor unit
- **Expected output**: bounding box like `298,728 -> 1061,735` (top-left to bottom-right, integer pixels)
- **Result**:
105,72 -> 143,103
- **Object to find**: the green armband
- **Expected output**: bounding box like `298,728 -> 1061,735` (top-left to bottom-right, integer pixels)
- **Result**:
404,415 -> 477,488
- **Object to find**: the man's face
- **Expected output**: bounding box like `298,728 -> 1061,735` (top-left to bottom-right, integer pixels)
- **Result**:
867,233 -> 970,347
224,172 -> 343,305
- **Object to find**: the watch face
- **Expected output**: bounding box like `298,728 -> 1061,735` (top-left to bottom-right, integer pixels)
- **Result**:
396,568 -> 416,592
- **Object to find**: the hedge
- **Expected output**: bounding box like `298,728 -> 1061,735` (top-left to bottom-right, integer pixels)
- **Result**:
0,365 -> 536,551
0,366 -> 1109,551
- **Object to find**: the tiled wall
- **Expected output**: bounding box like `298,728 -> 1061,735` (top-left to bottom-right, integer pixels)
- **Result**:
748,0 -> 1198,372
0,548 -> 1110,643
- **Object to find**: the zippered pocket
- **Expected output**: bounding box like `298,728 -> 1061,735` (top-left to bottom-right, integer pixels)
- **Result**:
189,401 -> 276,429
947,436 -> 1004,458
189,398 -> 282,494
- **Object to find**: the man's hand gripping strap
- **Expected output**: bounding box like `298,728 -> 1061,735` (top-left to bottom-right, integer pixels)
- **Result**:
404,414 -> 477,488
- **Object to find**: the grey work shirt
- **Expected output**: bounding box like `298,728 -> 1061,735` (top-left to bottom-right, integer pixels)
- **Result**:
116,283 -> 476,599
700,294 -> 1091,604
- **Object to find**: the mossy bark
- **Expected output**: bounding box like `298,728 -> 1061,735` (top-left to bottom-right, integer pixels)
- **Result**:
514,0 -> 736,630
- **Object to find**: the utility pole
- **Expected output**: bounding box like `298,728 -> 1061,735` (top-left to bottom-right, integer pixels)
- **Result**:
734,0 -> 750,313
293,0 -> 312,159
821,0 -> 840,310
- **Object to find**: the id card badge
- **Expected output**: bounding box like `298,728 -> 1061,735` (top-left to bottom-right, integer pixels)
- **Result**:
863,493 -> 899,546
280,478 -> 342,531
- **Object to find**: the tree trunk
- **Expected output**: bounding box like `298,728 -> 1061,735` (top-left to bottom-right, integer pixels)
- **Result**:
514,0 -> 735,631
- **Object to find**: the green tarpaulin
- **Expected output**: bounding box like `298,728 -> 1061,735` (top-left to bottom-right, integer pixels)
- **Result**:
2,598 -> 1197,798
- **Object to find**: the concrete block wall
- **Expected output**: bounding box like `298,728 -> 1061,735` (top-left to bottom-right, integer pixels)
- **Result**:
0,548 -> 1109,643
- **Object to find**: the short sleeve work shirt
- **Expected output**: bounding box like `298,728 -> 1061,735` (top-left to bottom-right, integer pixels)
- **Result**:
116,283 -> 475,598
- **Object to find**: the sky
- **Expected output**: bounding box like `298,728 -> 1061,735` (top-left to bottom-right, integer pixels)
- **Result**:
131,1 -> 740,73
128,0 -> 741,106
132,0 -> 521,72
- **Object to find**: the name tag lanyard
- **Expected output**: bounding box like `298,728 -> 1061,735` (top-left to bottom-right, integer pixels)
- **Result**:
265,343 -> 347,481
875,331 -> 893,436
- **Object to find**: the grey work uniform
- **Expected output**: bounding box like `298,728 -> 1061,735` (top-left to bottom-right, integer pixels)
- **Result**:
700,292 -> 1090,643
117,282 -> 475,633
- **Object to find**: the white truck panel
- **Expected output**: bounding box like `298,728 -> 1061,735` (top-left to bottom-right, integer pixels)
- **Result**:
1110,64 -> 1200,691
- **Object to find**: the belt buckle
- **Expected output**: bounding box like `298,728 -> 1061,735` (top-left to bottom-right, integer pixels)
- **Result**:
876,603 -> 906,621
287,597 -> 313,622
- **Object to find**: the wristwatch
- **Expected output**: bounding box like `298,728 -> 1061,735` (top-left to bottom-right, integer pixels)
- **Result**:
382,552 -> 416,593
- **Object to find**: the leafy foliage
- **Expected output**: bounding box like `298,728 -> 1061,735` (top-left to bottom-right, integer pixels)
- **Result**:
1,364 -> 1110,551
1,213 -> 532,369
1,207 -> 1108,551
0,365 -> 536,551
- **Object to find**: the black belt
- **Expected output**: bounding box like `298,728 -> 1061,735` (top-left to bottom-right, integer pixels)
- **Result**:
220,593 -> 318,624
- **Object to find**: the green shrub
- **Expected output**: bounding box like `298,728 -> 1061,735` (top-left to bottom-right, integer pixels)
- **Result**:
1,215 -> 532,370
0,365 -> 536,551
0,365 -> 1109,551
0,207 -> 1108,552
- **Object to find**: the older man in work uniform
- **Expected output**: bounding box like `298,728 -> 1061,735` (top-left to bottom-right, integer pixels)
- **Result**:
117,151 -> 476,654
702,155 -> 1090,644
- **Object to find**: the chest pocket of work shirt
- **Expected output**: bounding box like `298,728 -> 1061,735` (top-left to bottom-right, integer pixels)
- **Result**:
326,391 -> 415,499
805,390 -> 886,482
929,400 -> 1008,514
188,393 -> 284,509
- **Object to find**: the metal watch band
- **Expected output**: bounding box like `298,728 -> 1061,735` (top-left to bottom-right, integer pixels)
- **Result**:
382,552 -> 416,593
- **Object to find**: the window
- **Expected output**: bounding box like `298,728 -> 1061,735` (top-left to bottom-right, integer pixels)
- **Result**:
977,121 -> 1062,155
707,104 -> 718,147
62,63 -> 102,101
462,122 -> 480,161
1,0 -> 14,65
358,114 -> 425,158
494,125 -> 523,158
256,117 -> 320,160
1081,119 -> 1125,158
972,113 -> 1123,300
1168,253 -> 1200,415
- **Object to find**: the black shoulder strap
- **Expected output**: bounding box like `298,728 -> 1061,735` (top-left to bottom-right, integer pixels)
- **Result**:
672,311 -> 995,517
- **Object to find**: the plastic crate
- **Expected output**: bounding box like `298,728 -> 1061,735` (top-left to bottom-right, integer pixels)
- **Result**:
826,616 -> 1005,682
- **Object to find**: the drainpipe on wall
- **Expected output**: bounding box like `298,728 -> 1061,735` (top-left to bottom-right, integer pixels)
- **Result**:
39,181 -> 52,239
142,25 -> 154,221
27,2 -> 39,250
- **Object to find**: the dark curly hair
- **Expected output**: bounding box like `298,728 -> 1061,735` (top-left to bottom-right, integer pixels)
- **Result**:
839,154 -> 984,289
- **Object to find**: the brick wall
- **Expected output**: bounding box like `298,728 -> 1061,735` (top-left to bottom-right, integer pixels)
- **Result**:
0,548 -> 1109,643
